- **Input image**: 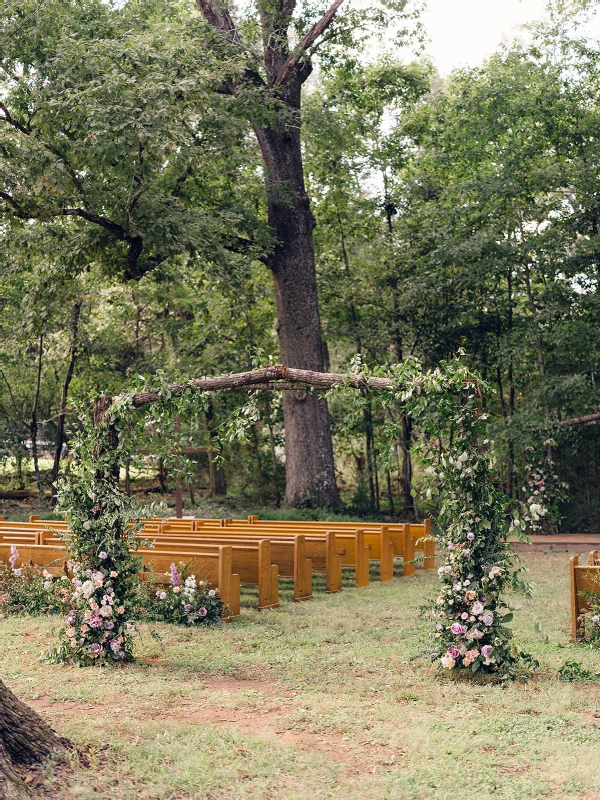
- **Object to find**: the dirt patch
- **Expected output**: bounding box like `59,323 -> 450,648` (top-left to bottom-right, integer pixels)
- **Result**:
30,698 -> 105,714
164,700 -> 402,775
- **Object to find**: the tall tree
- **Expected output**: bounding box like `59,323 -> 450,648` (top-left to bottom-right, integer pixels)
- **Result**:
193,0 -> 414,506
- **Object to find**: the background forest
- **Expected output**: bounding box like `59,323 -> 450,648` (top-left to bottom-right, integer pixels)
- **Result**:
1,0 -> 599,531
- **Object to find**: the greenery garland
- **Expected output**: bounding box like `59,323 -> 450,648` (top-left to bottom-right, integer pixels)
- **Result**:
50,356 -> 533,677
333,355 -> 533,679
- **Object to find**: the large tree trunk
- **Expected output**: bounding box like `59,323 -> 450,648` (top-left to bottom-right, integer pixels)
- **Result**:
254,82 -> 340,508
0,679 -> 70,798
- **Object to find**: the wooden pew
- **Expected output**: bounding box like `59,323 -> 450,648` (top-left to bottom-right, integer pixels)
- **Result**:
159,514 -> 432,571
0,542 -> 242,618
0,526 -> 279,609
141,539 -> 279,610
158,521 -> 408,582
0,543 -> 68,575
154,524 -> 376,589
146,530 -> 312,602
569,554 -> 600,640
241,517 -> 433,571
136,546 -> 241,616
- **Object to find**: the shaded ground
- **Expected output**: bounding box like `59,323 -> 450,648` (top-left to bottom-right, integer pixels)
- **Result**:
1,552 -> 600,799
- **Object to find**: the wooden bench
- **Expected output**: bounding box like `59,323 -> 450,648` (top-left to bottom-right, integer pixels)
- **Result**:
153,523 -> 377,589
141,538 -> 279,610
144,530 -> 312,602
0,542 -> 242,618
569,554 -> 600,640
241,517 -> 434,571
153,521 -> 409,582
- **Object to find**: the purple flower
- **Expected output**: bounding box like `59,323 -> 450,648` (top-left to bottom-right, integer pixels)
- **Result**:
481,644 -> 493,659
90,643 -> 103,654
198,607 -> 208,617
448,646 -> 460,658
104,620 -> 115,630
159,591 -> 167,600
170,563 -> 180,588
462,549 -> 470,557
88,615 -> 103,629
184,604 -> 192,611
109,640 -> 121,652
13,569 -> 22,577
9,545 -> 18,567
450,622 -> 464,635
208,589 -> 216,597
466,533 -> 475,541
99,551 -> 107,560
482,614 -> 494,626
436,623 -> 443,632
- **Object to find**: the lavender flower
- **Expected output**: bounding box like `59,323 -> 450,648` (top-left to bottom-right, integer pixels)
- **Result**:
170,563 -> 180,588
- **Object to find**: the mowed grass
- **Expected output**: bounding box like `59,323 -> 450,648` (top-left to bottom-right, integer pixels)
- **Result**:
2,551 -> 600,800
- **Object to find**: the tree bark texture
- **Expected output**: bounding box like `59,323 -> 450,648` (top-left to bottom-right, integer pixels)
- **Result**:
0,679 -> 70,798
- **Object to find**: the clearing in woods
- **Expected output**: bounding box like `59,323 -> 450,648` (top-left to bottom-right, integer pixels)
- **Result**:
2,551 -> 600,800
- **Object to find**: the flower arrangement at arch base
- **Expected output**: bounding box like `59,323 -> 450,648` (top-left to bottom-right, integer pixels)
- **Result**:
142,561 -> 223,626
48,552 -> 138,666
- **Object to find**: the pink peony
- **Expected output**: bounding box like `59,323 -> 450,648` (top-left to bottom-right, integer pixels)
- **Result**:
198,608 -> 208,617
88,615 -> 103,629
451,622 -> 466,635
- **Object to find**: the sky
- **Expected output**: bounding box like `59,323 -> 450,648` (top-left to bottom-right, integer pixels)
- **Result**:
423,0 -> 600,75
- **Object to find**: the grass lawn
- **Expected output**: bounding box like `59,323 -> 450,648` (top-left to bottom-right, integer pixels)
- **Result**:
2,551 -> 600,799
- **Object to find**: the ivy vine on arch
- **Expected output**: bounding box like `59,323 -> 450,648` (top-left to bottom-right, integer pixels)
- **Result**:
50,357 -> 533,679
